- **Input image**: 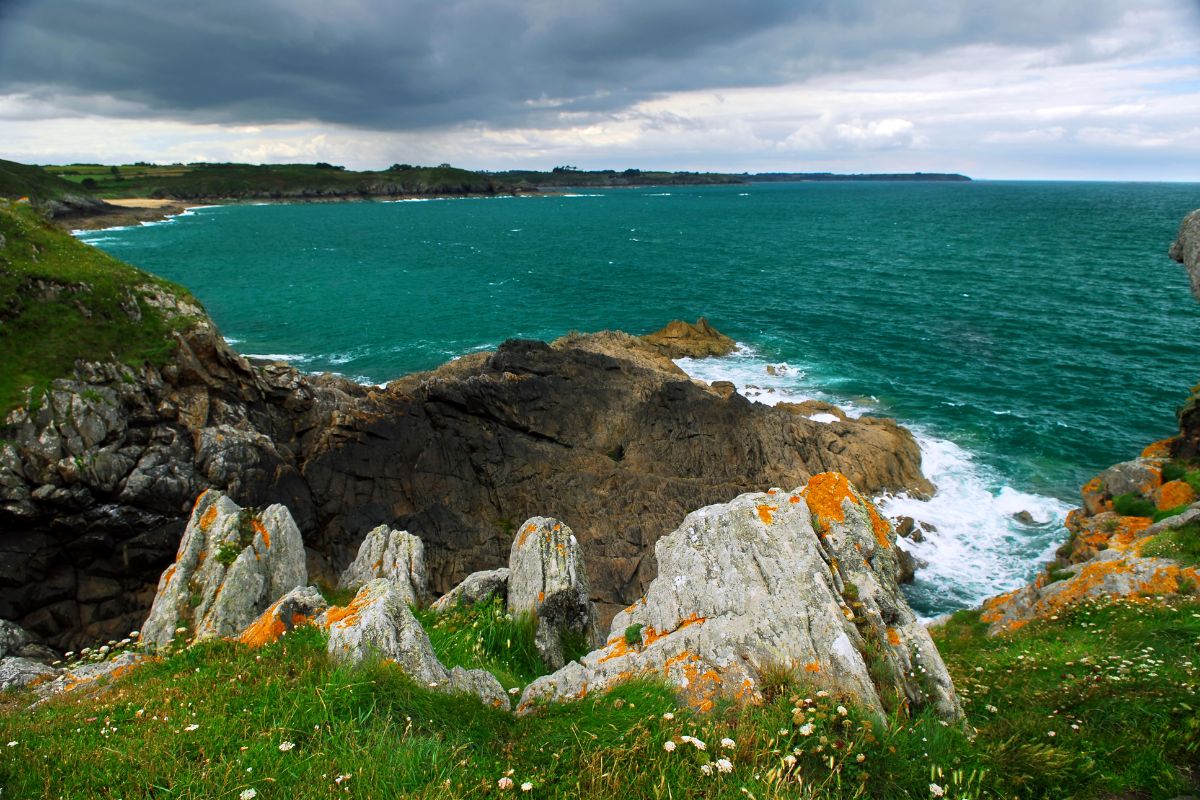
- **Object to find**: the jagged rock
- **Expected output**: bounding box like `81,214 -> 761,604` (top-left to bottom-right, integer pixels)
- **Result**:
0,656 -> 56,691
4,311 -> 931,646
38,652 -> 147,698
1012,511 -> 1036,525
896,547 -> 928,584
0,619 -> 30,658
431,568 -> 510,613
237,586 -> 328,647
507,517 -> 599,670
1099,459 -> 1163,499
322,579 -> 507,708
640,317 -> 737,358
338,525 -> 430,605
1169,208 -> 1200,300
139,490 -> 307,649
518,476 -> 963,723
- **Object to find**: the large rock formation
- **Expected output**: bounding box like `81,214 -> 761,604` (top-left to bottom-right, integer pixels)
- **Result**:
139,490 -> 306,649
2,310 -> 932,649
507,517 -> 599,669
430,568 -> 510,612
1169,208 -> 1200,301
518,475 -> 963,723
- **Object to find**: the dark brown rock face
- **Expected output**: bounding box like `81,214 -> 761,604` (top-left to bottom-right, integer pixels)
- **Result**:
1,321 -> 931,648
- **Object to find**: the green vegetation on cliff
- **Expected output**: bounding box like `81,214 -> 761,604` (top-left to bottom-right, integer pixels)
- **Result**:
0,201 -> 197,414
0,159 -> 93,204
2,595 -> 1196,798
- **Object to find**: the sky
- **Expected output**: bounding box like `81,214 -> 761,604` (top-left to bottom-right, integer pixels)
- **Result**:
0,0 -> 1198,180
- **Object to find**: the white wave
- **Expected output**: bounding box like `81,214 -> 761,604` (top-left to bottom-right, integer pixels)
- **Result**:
646,192 -> 673,196
244,352 -> 314,363
673,342 -> 1071,613
223,337 -> 242,345
560,193 -> 603,197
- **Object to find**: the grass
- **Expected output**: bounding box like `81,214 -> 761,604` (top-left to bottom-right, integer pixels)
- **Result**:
413,596 -> 547,691
2,596 -> 1197,798
0,201 -> 199,415
1112,492 -> 1158,518
1143,522 -> 1200,567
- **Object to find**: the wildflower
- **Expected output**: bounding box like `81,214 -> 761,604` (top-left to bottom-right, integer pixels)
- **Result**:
700,764 -> 713,776
816,690 -> 829,697
279,741 -> 295,752
1047,731 -> 1056,737
129,630 -> 140,637
681,735 -> 706,751
335,774 -> 351,784
184,724 -> 199,732
175,626 -> 187,634
716,758 -> 733,773
798,723 -> 815,736
498,777 -> 514,790
239,790 -> 257,800
6,741 -> 16,747
720,737 -> 736,749
521,782 -> 533,792
856,753 -> 866,763
662,712 -> 675,720
663,740 -> 676,752
508,687 -> 520,695
930,783 -> 945,797
783,755 -> 797,767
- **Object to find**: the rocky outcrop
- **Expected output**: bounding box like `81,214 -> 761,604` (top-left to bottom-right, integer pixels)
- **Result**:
507,517 -> 599,669
322,579 -> 507,708
1169,208 -> 1200,300
3,309 -> 932,649
640,317 -> 737,358
0,656 -> 56,691
430,568 -> 510,612
237,586 -> 328,647
518,475 -> 963,723
139,490 -> 306,649
338,525 -> 429,605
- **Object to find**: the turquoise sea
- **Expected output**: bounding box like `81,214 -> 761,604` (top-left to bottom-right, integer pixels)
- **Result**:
78,181 -> 1200,615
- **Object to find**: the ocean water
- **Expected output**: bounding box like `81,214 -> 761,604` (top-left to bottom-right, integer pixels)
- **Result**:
78,181 -> 1200,615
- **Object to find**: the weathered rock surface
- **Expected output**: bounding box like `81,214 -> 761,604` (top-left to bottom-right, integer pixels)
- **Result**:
507,517 -> 599,669
431,568 -> 510,613
322,579 -> 507,708
640,317 -> 737,358
139,490 -> 306,649
3,312 -> 931,648
518,475 -> 963,722
0,619 -> 29,658
338,525 -> 429,605
1169,208 -> 1200,300
0,656 -> 56,691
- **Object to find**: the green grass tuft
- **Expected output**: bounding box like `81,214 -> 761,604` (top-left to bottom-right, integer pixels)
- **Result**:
413,596 -> 546,691
1143,522 -> 1200,567
1112,492 -> 1157,518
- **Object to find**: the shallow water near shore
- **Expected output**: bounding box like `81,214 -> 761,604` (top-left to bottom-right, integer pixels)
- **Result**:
78,181 -> 1200,615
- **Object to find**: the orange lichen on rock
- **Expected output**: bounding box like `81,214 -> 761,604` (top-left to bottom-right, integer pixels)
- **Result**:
323,590 -> 374,629
537,591 -> 545,603
517,523 -> 537,547
252,518 -> 270,549
801,472 -> 891,548
238,611 -> 286,647
199,504 -> 219,530
756,504 -> 777,525
804,660 -> 821,673
1156,479 -> 1196,510
1141,437 -> 1177,458
886,628 -> 902,646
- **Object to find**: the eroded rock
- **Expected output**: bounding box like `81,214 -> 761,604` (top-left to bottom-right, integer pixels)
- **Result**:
0,656 -> 55,691
640,317 -> 737,358
139,490 -> 306,649
338,525 -> 429,605
237,586 -> 328,647
518,476 -> 963,722
431,568 -> 510,613
507,517 -> 599,670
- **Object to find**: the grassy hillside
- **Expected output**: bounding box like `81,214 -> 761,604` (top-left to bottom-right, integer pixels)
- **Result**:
488,168 -> 745,188
2,594 -> 1195,798
0,200 -> 197,414
42,162 -> 512,200
0,159 -> 101,204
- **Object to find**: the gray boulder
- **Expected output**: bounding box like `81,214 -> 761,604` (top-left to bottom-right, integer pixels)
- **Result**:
0,656 -> 56,692
139,490 -> 307,649
507,517 -> 600,670
1098,459 -> 1162,499
1170,207 -> 1200,300
518,476 -> 963,723
322,579 -> 507,709
337,525 -> 430,605
431,568 -> 510,613
0,620 -> 30,658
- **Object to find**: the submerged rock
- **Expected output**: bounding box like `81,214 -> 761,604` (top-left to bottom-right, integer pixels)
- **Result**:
431,568 -> 510,613
507,517 -> 599,670
337,524 -> 430,605
139,490 -> 307,649
518,475 -> 963,722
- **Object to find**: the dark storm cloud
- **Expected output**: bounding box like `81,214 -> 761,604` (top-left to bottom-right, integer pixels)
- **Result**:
0,0 -> 1135,129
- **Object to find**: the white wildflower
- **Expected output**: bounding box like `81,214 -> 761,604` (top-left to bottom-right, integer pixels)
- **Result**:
930,783 -> 945,797
184,724 -> 199,732
239,790 -> 257,800
720,737 -> 735,749
661,712 -> 674,720
498,777 -> 514,790
716,758 -> 733,773
521,782 -> 533,792
700,764 -> 713,776
836,705 -> 848,716
663,740 -> 676,752
279,741 -> 295,752
798,723 -> 815,736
